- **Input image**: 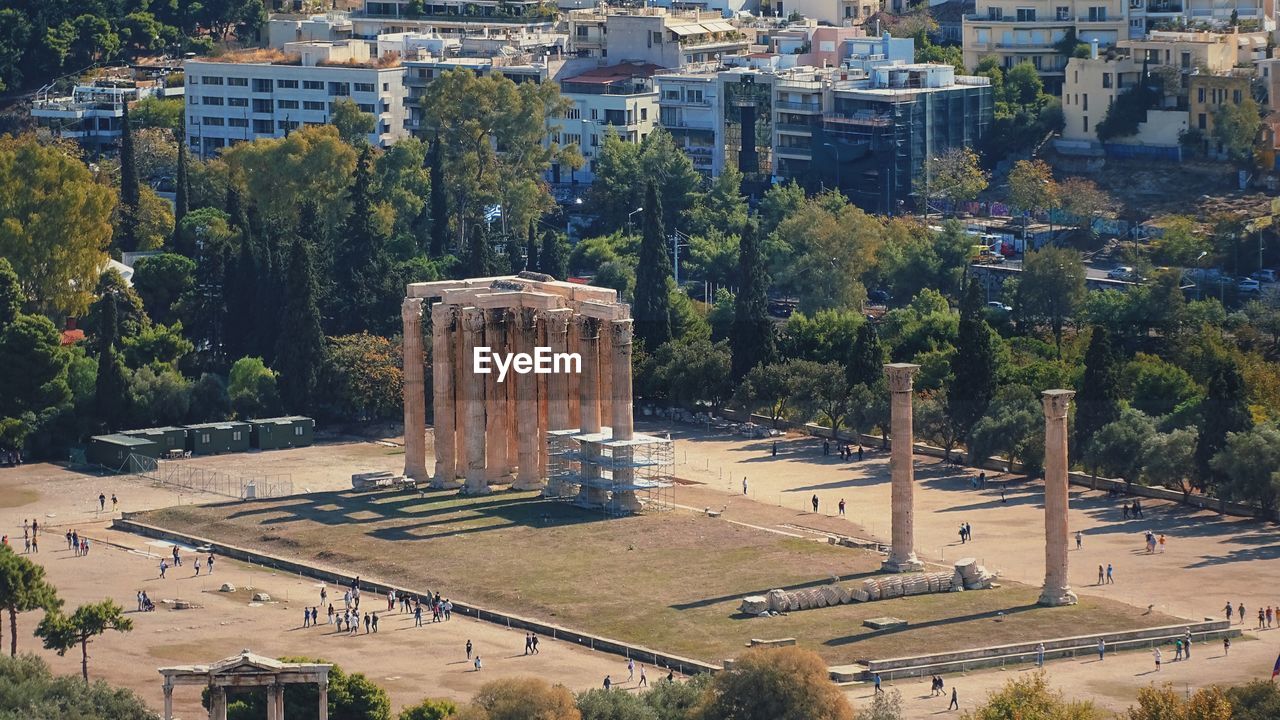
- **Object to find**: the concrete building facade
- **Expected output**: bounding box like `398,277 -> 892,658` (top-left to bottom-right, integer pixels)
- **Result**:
558,63 -> 662,183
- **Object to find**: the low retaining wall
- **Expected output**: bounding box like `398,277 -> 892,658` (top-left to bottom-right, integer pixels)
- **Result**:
113,517 -> 720,676
862,620 -> 1237,680
706,410 -> 1269,521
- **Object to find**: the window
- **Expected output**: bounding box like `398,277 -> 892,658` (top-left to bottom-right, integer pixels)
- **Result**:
664,89 -> 679,100
329,81 -> 351,96
233,431 -> 242,441
566,107 -> 581,119
278,79 -> 299,89
304,80 -> 324,90
1082,93 -> 1088,111
201,433 -> 210,444
987,7 -> 1003,19
189,96 -> 198,105
1016,8 -> 1036,21
564,133 -> 581,146
577,25 -> 588,37
1197,113 -> 1206,130
651,31 -> 663,45
591,108 -> 598,120
304,100 -> 325,110
253,119 -> 273,133
1102,73 -> 1112,89
278,99 -> 299,109
1056,6 -> 1070,19
640,107 -> 648,121
227,77 -> 248,87
202,76 -> 223,85
203,96 -> 224,106
189,76 -> 198,85
203,116 -> 224,126
1083,115 -> 1089,132
689,89 -> 704,102
228,97 -> 248,107
278,120 -> 299,130
383,82 -> 390,91
229,117 -> 248,127
252,98 -> 273,113
1233,90 -> 1242,104
1197,88 -> 1205,103
1088,6 -> 1107,19
294,426 -> 304,436
357,103 -> 375,113
591,134 -> 599,147
354,82 -> 376,93
253,78 -> 272,92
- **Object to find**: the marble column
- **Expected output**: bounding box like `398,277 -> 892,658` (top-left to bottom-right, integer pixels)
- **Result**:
402,299 -> 428,481
208,686 -> 227,720
163,682 -> 173,720
1039,389 -> 1078,607
484,309 -> 510,483
542,309 -> 571,496
567,318 -> 582,430
513,308 -> 543,491
430,303 -> 460,488
318,681 -> 329,720
882,363 -> 924,573
598,335 -> 613,433
607,319 -> 641,514
460,307 -> 489,495
577,316 -> 608,505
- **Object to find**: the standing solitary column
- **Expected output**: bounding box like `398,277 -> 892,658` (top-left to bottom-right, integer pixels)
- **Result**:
402,299 -> 428,481
608,319 -> 641,513
163,683 -> 173,720
460,307 -> 489,495
513,308 -> 542,491
1039,389 -> 1078,606
430,303 -> 460,488
883,363 -> 924,573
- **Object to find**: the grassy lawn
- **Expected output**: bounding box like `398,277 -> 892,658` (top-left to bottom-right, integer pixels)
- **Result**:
138,489 -> 1179,665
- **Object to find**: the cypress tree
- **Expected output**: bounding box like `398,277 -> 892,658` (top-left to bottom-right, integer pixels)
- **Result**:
948,279 -> 996,442
461,224 -> 495,278
333,146 -> 386,333
525,225 -> 539,274
276,239 -> 325,414
1194,353 -> 1252,490
93,297 -> 131,432
173,123 -> 190,237
428,134 -> 448,258
222,232 -> 259,362
847,322 -> 884,389
1074,326 -> 1122,453
633,182 -> 672,350
117,101 -> 141,252
730,217 -> 774,380
539,230 -> 568,280
506,234 -> 525,274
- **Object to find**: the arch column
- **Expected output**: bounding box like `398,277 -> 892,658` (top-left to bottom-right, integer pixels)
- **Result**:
882,363 -> 924,573
1039,389 -> 1078,606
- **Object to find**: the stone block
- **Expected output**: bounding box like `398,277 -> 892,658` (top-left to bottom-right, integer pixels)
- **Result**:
766,589 -> 790,612
863,617 -> 908,630
739,596 -> 770,615
252,592 -> 271,602
219,583 -> 236,593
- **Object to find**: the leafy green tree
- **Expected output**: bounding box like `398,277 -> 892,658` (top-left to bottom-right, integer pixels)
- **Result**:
1211,422 -> 1280,512
791,360 -> 852,436
916,389 -> 963,458
228,356 -> 279,419
1016,246 -> 1086,354
916,147 -> 988,215
771,192 -> 882,314
847,322 -> 886,390
128,365 -> 190,427
131,253 -> 195,325
1213,98 -> 1262,166
131,97 -> 184,131
855,688 -> 903,720
320,334 -> 403,421
276,240 -> 325,414
1122,354 -> 1202,418
588,129 -> 701,234
736,361 -> 802,427
92,297 -> 131,432
634,183 -> 672,350
0,307 -> 71,438
332,145 -> 389,333
1224,679 -> 1280,720
0,135 -> 114,317
683,165 -> 748,238
949,279 -> 996,443
730,218 -> 774,380
0,654 -> 154,720
0,539 -> 60,658
188,372 -> 232,422
643,674 -> 710,719
1007,159 -> 1059,238
692,646 -> 853,720
1073,327 -> 1121,453
1143,427 -> 1199,501
1194,353 -> 1252,489
0,258 -> 20,328
453,677 -> 579,720
331,98 -> 377,145
964,671 -> 1103,719
35,600 -> 132,683
781,310 -> 861,366
174,123 -> 190,233
399,698 -> 459,720
577,688 -> 658,720
220,125 -> 357,229
969,385 -> 1044,472
758,181 -> 805,238
1083,408 -> 1156,485
640,338 -> 732,411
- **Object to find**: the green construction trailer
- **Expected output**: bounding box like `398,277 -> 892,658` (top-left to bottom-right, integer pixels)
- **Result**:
89,434 -> 161,470
184,421 -> 252,454
121,426 -> 188,454
249,416 -> 315,450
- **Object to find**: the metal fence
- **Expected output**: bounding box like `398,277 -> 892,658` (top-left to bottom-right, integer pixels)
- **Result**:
124,454 -> 293,500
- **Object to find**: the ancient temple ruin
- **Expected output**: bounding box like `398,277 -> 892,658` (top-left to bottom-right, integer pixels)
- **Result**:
401,273 -> 673,514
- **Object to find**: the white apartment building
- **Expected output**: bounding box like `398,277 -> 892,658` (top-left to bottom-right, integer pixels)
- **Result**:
184,42 -> 408,157
654,71 -> 723,175
572,7 -> 751,69
31,69 -> 184,150
402,54 -> 559,135
557,63 -> 661,183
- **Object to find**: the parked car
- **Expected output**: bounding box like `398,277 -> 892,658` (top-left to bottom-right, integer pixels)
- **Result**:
1238,278 -> 1262,293
986,301 -> 1013,312
1107,266 -> 1137,280
1251,269 -> 1277,283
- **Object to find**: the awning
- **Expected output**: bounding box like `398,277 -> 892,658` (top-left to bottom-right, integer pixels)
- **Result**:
668,23 -> 703,36
702,20 -> 736,32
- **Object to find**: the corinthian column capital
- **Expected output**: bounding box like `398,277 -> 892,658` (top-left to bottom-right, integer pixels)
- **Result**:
884,363 -> 920,394
1042,389 -> 1075,420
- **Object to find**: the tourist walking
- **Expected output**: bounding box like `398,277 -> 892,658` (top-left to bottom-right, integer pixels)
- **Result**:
1260,608 -> 1267,630
1153,647 -> 1162,671
207,553 -> 215,574
415,603 -> 423,626
1225,601 -> 1234,623
194,557 -> 202,576
603,675 -> 612,691
857,445 -> 864,461
1097,565 -> 1105,585
743,478 -> 748,495
159,560 -> 167,579
949,688 -> 958,711
371,612 -> 378,633
1183,628 -> 1192,659
1075,531 -> 1082,550
1223,637 -> 1230,656
466,640 -> 473,660
1097,639 -> 1106,661
838,499 -> 846,516
1269,606 -> 1275,628
1239,603 -> 1246,625
1174,639 -> 1182,661
531,634 -> 540,653
98,493 -> 106,512
811,495 -> 819,513
1158,534 -> 1166,553
30,535 -> 35,553
1035,643 -> 1044,667
111,494 -> 118,512
1106,564 -> 1114,584
525,633 -> 533,655
627,658 -> 635,682
474,656 -> 482,671
873,674 -> 882,694
639,666 -> 648,687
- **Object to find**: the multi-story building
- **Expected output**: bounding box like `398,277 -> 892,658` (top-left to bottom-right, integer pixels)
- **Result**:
1128,0 -> 1274,38
557,63 -> 662,183
1188,71 -> 1254,154
655,71 -> 723,175
268,2 -> 560,48
1058,31 -> 1262,157
184,42 -> 408,157
599,8 -> 752,69
962,0 -> 1129,91
403,53 -> 560,135
785,0 -> 884,26
31,67 -> 184,149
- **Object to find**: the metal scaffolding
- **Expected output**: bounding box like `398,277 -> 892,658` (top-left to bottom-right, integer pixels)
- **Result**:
545,428 -> 674,516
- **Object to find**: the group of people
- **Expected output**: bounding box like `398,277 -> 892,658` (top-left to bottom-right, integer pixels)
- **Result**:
135,590 -> 156,612
158,547 -> 214,579
1122,499 -> 1145,520
97,492 -> 118,513
22,518 -> 38,553
65,529 -> 88,556
1096,564 -> 1116,584
958,522 -> 974,544
822,440 -> 863,462
309,580 -> 453,635
1143,530 -> 1166,554
1222,600 -> 1275,629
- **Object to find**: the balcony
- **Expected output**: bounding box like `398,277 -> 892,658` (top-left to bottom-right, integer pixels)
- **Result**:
775,122 -> 817,134
775,144 -> 812,158
776,100 -> 823,112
